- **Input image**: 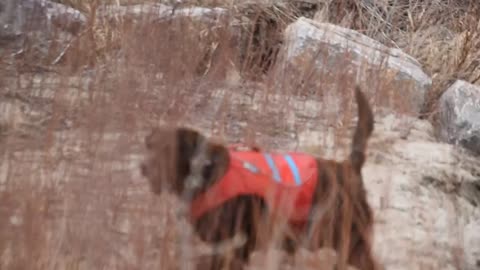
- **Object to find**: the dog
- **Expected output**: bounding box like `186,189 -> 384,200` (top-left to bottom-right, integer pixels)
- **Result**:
140,86 -> 379,270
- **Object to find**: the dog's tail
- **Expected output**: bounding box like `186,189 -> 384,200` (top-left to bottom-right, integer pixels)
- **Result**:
350,86 -> 374,173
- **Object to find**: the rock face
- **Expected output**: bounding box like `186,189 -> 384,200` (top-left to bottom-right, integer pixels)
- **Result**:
0,0 -> 22,43
277,17 -> 432,114
2,71 -> 480,270
439,80 -> 480,155
0,0 -> 86,42
2,72 -> 479,269
0,0 -> 86,66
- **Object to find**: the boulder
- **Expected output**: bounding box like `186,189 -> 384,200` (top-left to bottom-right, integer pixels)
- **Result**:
0,0 -> 86,66
0,0 -> 22,43
439,80 -> 480,155
276,17 -> 432,114
0,0 -> 86,42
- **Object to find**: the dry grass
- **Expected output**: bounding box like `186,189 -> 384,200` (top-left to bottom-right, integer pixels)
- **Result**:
2,0 -> 479,269
52,0 -> 480,114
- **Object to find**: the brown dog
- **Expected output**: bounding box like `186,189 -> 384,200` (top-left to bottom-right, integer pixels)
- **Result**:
141,86 -> 379,270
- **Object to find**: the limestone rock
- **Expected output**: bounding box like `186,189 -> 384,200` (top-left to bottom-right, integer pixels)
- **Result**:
0,0 -> 86,42
0,0 -> 86,67
277,17 -> 432,113
439,80 -> 480,155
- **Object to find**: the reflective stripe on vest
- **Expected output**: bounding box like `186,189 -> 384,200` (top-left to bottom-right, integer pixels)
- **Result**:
263,153 -> 281,182
284,154 -> 302,186
262,154 -> 302,186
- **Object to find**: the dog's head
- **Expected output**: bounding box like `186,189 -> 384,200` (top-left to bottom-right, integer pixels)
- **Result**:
140,126 -> 230,200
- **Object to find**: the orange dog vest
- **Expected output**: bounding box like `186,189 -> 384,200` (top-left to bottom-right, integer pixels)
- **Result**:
190,147 -> 319,224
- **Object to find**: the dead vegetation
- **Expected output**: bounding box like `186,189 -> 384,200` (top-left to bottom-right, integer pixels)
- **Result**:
49,0 -> 480,113
2,0 -> 480,269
